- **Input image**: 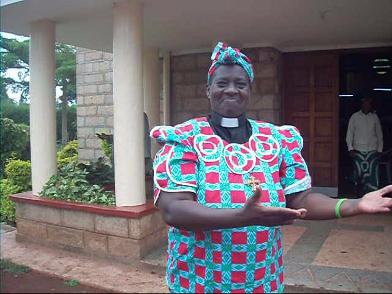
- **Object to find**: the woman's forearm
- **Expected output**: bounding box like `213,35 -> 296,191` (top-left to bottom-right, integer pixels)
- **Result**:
161,198 -> 248,231
287,191 -> 361,220
158,190 -> 306,230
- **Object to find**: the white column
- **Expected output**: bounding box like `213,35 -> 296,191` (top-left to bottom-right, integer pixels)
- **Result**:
143,47 -> 160,157
113,0 -> 145,206
162,52 -> 171,125
29,20 -> 57,195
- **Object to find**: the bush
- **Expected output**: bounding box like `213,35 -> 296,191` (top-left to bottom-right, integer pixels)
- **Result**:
57,140 -> 78,168
40,162 -> 115,206
0,179 -> 19,223
0,100 -> 30,125
78,157 -> 114,186
0,159 -> 32,224
0,118 -> 30,175
4,159 -> 31,191
101,140 -> 113,163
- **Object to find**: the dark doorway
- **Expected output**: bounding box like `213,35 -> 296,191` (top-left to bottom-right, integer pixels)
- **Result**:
338,51 -> 392,197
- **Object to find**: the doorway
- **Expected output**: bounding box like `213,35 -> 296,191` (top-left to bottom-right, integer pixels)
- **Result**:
283,53 -> 339,192
338,52 -> 392,197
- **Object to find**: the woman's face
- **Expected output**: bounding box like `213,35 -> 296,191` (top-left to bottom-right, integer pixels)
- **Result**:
207,64 -> 251,118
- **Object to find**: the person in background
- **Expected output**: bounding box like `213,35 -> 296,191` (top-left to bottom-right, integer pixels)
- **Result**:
151,43 -> 392,293
346,94 -> 383,195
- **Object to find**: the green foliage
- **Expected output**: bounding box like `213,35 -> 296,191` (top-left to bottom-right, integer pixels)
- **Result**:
0,259 -> 30,274
101,140 -> 113,162
78,157 -> 114,186
0,179 -> 19,223
56,44 -> 76,104
1,37 -> 76,104
57,140 -> 78,168
56,104 -> 77,142
4,159 -> 32,191
0,118 -> 29,175
0,159 -> 32,223
0,98 -> 77,145
40,162 -> 115,206
0,37 -> 30,102
0,99 -> 30,125
64,279 -> 80,287
1,36 -> 76,145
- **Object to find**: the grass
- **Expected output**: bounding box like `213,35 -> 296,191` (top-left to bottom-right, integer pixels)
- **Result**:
0,259 -> 30,274
64,279 -> 80,287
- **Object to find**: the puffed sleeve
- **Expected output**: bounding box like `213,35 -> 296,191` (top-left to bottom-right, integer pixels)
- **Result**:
278,125 -> 312,196
150,125 -> 199,206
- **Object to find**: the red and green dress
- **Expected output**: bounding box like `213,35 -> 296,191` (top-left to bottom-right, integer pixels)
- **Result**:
151,117 -> 311,293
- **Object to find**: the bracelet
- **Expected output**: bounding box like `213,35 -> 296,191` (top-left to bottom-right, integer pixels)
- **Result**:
335,198 -> 347,218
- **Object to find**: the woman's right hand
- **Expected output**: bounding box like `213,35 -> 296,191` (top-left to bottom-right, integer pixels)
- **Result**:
240,187 -> 307,227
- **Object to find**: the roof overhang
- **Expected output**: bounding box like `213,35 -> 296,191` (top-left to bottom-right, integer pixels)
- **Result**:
1,0 -> 392,54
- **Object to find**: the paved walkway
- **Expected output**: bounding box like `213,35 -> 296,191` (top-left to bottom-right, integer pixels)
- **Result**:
1,213 -> 392,293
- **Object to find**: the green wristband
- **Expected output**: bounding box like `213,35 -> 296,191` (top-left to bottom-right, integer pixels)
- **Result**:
335,198 -> 347,218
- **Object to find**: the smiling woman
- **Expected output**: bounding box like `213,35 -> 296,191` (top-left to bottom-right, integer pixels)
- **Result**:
207,65 -> 250,118
150,42 -> 392,294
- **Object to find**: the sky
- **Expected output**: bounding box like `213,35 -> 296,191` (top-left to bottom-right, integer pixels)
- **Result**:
1,32 -> 63,102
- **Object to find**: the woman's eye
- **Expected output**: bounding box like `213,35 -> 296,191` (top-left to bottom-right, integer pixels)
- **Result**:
237,83 -> 247,89
217,82 -> 227,87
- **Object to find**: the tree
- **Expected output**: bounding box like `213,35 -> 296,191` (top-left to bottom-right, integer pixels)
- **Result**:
0,37 -> 30,102
55,44 -> 76,145
0,35 -> 76,145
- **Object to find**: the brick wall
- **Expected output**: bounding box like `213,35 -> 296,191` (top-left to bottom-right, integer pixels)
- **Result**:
170,47 -> 283,125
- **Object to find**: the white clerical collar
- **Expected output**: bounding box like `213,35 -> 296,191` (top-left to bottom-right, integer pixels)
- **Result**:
221,117 -> 239,128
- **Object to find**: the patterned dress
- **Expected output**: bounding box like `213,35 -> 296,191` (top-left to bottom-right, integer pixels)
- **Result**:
151,117 -> 311,293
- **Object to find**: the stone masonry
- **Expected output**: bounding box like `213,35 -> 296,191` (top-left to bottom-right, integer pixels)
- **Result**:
76,48 -> 114,162
13,193 -> 167,263
76,47 -> 283,161
170,47 -> 283,125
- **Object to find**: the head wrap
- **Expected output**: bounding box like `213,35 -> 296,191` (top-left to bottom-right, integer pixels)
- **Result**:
207,42 -> 254,84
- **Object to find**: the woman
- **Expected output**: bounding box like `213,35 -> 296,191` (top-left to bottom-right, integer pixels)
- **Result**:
150,42 -> 392,293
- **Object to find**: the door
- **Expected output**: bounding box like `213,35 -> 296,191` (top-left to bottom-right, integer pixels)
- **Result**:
283,53 -> 339,187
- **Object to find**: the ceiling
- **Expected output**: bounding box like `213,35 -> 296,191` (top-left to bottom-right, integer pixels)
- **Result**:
1,0 -> 392,54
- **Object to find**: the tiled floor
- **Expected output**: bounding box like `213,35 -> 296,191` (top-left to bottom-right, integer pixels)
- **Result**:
282,214 -> 392,292
281,225 -> 307,254
314,229 -> 391,272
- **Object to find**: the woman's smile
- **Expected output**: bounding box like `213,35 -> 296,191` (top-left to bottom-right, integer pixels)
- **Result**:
207,64 -> 251,118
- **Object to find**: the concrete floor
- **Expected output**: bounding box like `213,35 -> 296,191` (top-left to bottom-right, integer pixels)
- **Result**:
1,213 -> 392,293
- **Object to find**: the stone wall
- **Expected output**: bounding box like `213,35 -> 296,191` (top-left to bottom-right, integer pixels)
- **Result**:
76,48 -> 114,162
76,48 -> 164,162
76,46 -> 283,161
170,47 -> 283,125
12,192 -> 167,263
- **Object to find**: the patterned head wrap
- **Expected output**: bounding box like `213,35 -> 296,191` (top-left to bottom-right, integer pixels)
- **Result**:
207,42 -> 254,84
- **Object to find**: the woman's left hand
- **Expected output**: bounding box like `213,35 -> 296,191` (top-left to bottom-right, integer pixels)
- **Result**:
357,185 -> 392,214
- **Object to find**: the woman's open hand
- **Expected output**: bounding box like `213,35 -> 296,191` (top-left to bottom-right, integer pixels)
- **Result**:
240,187 -> 307,227
357,185 -> 392,214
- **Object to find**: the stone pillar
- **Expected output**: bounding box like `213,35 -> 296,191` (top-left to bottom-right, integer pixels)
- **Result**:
162,52 -> 171,125
113,0 -> 145,206
143,47 -> 160,157
29,20 -> 57,195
